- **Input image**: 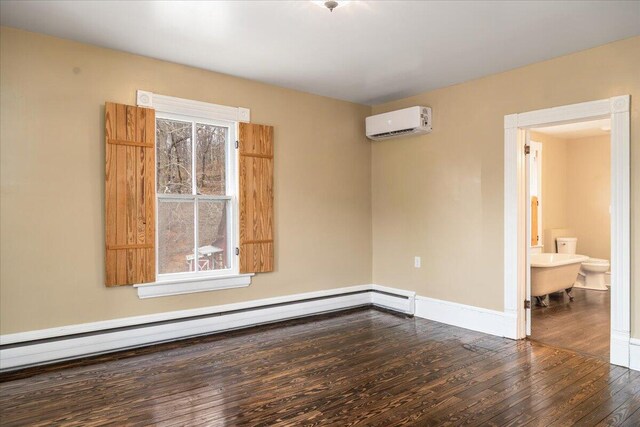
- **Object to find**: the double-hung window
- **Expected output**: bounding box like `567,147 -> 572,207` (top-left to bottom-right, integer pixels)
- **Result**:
155,113 -> 237,280
104,96 -> 273,295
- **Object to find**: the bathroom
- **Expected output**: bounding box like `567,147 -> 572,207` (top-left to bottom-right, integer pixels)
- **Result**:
528,118 -> 611,358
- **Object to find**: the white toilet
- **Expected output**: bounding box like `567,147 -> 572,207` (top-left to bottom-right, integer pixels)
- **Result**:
577,259 -> 610,290
556,237 -> 610,291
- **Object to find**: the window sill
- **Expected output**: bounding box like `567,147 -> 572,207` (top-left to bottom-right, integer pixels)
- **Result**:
134,274 -> 253,299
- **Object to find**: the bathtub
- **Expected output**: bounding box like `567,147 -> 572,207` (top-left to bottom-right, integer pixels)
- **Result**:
530,253 -> 589,299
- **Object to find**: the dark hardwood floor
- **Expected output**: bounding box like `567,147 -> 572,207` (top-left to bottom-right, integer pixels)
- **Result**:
1,308 -> 638,426
532,287 -> 610,359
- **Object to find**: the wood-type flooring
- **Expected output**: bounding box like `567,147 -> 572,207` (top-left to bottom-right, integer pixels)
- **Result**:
1,307 -> 638,426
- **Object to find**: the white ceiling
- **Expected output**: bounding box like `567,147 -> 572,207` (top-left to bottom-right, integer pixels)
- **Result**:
1,1 -> 639,105
533,118 -> 611,139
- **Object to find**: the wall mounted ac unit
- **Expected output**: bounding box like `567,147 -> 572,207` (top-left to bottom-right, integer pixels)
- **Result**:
365,106 -> 432,141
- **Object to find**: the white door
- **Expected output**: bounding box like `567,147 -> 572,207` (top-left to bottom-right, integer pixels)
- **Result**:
529,141 -> 543,247
524,131 -> 532,336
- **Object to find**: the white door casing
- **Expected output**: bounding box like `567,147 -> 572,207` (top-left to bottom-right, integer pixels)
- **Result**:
503,96 -> 630,367
525,133 -> 532,337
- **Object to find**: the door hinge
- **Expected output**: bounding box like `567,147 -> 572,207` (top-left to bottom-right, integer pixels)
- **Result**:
235,140 -> 239,149
524,300 -> 531,309
524,145 -> 531,155
235,247 -> 239,256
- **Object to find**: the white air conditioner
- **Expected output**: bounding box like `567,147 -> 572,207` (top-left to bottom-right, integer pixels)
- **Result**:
365,106 -> 432,141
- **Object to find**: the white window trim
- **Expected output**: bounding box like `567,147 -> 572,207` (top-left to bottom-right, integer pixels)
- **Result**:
137,90 -> 250,123
155,112 -> 238,281
135,91 -> 252,298
134,273 -> 254,299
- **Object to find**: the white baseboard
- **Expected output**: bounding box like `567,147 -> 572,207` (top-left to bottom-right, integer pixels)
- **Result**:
370,285 -> 415,314
629,338 -> 639,371
0,285 -> 414,371
2,284 -> 632,372
610,330 -> 631,368
414,295 -> 507,338
502,310 -> 519,340
1,285 -> 375,345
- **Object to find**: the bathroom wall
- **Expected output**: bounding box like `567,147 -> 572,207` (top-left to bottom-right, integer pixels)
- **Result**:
533,132 -> 610,260
566,135 -> 611,260
530,132 -> 570,248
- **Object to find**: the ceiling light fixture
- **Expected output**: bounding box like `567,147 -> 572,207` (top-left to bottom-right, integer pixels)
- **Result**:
324,1 -> 339,12
311,0 -> 350,12
311,1 -> 350,12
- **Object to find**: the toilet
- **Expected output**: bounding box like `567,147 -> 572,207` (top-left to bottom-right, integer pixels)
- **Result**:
577,259 -> 610,290
556,237 -> 610,291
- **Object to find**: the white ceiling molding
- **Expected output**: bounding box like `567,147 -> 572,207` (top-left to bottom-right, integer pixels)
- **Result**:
136,90 -> 250,123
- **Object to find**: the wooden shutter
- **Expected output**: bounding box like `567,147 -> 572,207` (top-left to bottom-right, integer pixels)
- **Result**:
239,123 -> 274,273
105,102 -> 156,286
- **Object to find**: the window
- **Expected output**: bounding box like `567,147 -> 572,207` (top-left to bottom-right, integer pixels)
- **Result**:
155,113 -> 237,280
105,96 -> 273,296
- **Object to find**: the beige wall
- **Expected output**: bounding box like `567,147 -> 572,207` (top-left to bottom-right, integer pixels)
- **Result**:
2,27 -> 639,340
533,132 -> 611,260
0,27 -> 372,334
531,132 -> 570,250
567,135 -> 611,261
371,37 -> 639,337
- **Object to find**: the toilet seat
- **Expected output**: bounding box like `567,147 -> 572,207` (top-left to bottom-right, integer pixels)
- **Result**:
582,258 -> 609,267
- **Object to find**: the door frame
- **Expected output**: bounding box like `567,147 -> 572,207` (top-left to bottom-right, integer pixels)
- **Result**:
503,95 -> 630,367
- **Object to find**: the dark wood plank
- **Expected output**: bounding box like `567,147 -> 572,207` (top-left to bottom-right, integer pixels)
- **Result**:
620,407 -> 640,427
1,308 -> 637,426
537,367 -> 639,426
532,287 -> 610,359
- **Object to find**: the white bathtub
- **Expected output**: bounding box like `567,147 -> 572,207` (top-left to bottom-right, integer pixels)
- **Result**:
530,253 -> 589,298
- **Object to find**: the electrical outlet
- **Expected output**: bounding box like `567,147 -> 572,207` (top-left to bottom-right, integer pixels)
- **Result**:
414,256 -> 421,268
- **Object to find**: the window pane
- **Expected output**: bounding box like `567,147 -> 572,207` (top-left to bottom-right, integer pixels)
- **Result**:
158,199 -> 195,274
157,118 -> 192,194
198,200 -> 229,271
196,123 -> 227,195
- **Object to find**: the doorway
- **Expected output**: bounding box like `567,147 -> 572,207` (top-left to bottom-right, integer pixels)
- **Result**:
526,120 -> 611,359
503,96 -> 631,367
